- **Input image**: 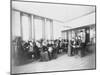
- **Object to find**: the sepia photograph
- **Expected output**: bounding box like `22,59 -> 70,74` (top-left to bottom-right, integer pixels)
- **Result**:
11,0 -> 96,74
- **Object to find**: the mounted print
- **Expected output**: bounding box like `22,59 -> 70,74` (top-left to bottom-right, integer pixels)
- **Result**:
11,0 -> 96,74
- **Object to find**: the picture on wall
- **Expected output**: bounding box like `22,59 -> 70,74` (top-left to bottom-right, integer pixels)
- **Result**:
11,0 -> 96,74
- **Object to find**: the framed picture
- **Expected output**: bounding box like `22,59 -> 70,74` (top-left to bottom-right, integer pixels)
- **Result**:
11,0 -> 96,74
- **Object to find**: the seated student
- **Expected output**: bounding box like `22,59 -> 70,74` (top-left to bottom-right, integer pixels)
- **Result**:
39,45 -> 45,61
23,41 -> 29,51
40,41 -> 49,61
52,43 -> 58,59
29,41 -> 33,52
23,41 -> 30,57
47,47 -> 52,60
47,41 -> 53,60
38,42 -> 43,61
22,41 -> 31,59
28,41 -> 34,59
33,42 -> 40,60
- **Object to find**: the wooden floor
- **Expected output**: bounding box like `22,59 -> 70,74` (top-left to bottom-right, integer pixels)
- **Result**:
12,45 -> 96,74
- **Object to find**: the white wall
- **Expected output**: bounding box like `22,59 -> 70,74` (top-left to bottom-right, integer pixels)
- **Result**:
12,10 -> 65,41
53,21 -> 65,39
12,1 -> 95,22
35,18 -> 42,40
12,11 -> 95,41
64,12 -> 95,30
12,10 -> 21,40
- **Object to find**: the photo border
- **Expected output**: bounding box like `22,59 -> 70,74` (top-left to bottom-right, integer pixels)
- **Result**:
10,0 -> 96,74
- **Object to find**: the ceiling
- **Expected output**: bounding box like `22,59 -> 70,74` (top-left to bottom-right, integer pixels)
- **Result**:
12,1 -> 95,23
